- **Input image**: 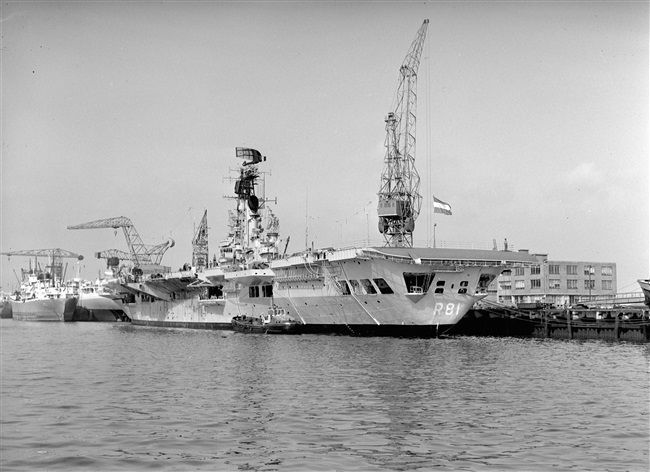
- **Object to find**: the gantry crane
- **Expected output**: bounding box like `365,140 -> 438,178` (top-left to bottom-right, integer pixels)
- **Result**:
2,248 -> 83,283
67,216 -> 174,268
377,19 -> 429,248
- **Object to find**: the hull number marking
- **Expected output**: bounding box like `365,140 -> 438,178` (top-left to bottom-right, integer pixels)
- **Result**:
433,303 -> 461,317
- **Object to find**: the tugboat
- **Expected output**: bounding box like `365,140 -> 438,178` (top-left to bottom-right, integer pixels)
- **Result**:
231,305 -> 302,334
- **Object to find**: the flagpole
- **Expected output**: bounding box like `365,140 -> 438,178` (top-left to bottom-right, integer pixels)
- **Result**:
433,223 -> 437,248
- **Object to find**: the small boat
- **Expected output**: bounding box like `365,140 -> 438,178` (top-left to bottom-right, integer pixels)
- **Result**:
231,305 -> 302,334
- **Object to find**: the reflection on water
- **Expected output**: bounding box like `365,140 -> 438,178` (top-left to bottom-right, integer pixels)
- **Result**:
1,320 -> 648,471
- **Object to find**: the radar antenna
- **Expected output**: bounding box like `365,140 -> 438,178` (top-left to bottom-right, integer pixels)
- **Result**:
377,19 -> 429,247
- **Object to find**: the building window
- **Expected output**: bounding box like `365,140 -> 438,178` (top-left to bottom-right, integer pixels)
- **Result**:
584,280 -> 595,290
500,281 -> 512,290
514,268 -> 524,276
531,279 -> 541,289
515,280 -> 525,290
602,280 -> 612,290
567,279 -> 578,290
601,266 -> 613,276
584,266 -> 595,276
549,279 -> 560,289
549,264 -> 560,275
501,269 -> 512,276
567,265 -> 577,275
531,266 -> 540,275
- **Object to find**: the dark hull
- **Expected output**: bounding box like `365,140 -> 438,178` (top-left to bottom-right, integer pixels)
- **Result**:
1,301 -> 12,319
232,317 -> 301,334
132,319 -> 231,330
299,323 -> 456,337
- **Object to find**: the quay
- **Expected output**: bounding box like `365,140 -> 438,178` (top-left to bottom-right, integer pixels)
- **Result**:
451,301 -> 650,343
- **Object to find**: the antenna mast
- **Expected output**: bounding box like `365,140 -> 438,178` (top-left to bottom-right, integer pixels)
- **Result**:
377,19 -> 429,248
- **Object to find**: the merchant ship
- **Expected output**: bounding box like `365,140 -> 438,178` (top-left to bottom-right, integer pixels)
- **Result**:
3,249 -> 81,322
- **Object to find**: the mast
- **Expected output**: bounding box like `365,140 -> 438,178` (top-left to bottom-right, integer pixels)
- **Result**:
377,19 -> 429,248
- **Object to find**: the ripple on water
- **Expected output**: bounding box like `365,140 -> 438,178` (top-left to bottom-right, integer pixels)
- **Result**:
1,322 -> 648,471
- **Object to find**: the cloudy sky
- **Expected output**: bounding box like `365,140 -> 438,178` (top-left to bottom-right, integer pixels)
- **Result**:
1,1 -> 648,292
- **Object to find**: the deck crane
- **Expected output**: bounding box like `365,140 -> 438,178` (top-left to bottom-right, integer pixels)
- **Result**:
377,19 -> 429,248
67,216 -> 174,269
2,248 -> 83,284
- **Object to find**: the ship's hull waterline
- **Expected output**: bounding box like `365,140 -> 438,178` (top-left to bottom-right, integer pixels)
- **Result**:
77,293 -> 129,322
11,297 -> 78,322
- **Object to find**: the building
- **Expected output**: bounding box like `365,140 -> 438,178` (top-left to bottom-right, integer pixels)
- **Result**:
488,251 -> 617,307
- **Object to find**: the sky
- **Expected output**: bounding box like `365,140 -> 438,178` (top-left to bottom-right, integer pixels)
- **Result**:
1,1 -> 648,293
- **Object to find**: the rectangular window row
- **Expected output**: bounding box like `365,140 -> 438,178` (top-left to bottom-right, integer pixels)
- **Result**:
507,264 -> 613,277
249,284 -> 273,298
339,278 -> 394,296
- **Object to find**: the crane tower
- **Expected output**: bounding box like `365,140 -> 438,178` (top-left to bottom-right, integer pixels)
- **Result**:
377,19 -> 429,248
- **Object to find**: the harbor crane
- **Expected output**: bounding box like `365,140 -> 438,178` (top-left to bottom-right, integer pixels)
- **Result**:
377,19 -> 429,248
94,249 -> 133,271
2,248 -> 83,282
67,216 -> 174,268
192,210 -> 209,270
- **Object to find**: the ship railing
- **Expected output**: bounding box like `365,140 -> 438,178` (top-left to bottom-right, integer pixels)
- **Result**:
329,239 -> 517,251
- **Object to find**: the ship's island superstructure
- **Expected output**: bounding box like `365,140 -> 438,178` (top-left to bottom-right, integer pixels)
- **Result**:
97,148 -> 281,329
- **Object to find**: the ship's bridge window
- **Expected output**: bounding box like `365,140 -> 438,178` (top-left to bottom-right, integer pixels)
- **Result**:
403,273 -> 433,294
360,279 -> 377,294
249,286 -> 260,298
373,278 -> 394,294
262,284 -> 273,297
458,280 -> 469,294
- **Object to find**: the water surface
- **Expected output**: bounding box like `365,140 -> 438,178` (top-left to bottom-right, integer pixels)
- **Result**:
1,320 -> 648,471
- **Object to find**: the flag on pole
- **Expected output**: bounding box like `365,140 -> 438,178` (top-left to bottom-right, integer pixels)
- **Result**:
433,196 -> 452,215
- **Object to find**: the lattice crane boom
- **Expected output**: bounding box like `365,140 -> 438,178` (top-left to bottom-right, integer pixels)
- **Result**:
377,19 -> 429,248
67,216 -> 174,267
2,248 -> 83,281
